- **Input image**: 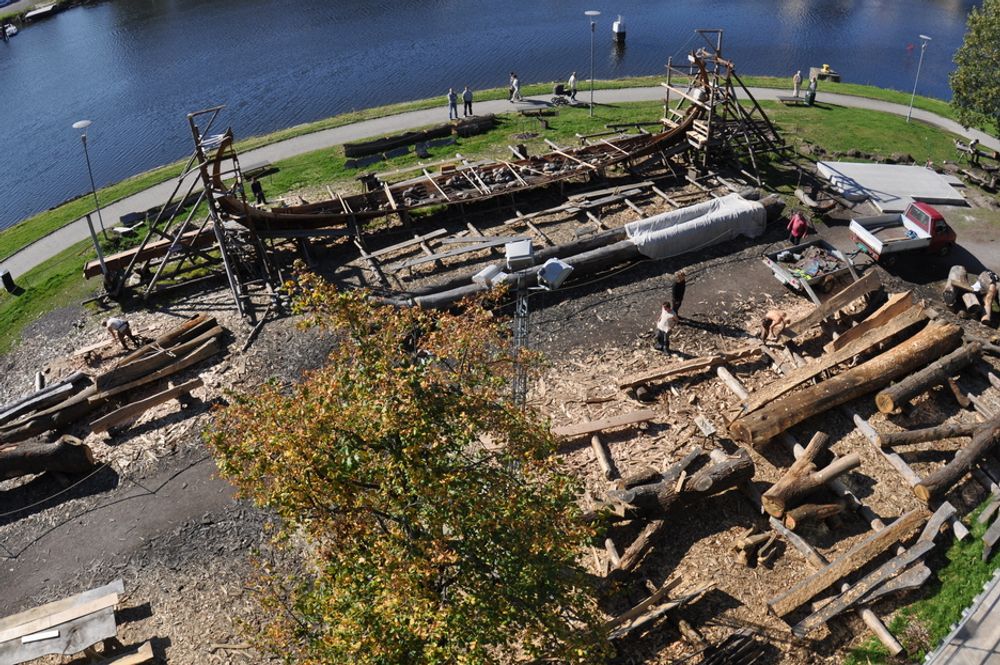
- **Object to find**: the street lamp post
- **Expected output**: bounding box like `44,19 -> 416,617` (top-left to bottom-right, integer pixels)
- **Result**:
906,34 -> 932,123
72,119 -> 107,237
585,10 -> 600,117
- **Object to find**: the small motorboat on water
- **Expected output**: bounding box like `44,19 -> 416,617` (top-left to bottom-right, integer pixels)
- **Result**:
4,24 -> 17,38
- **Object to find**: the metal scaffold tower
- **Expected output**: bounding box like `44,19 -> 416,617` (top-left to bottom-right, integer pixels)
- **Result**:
663,29 -> 788,185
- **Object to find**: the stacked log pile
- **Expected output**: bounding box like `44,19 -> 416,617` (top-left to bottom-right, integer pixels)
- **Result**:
0,314 -> 225,482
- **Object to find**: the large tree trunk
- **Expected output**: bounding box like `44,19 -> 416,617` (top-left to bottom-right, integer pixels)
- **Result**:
730,322 -> 963,447
0,386 -> 106,444
0,436 -> 95,480
875,342 -> 982,413
118,314 -> 214,365
786,271 -> 882,337
877,422 -> 978,448
914,417 -> 1000,502
745,304 -> 926,414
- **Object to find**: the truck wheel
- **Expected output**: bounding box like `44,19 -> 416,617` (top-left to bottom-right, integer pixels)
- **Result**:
882,255 -> 898,268
939,244 -> 953,257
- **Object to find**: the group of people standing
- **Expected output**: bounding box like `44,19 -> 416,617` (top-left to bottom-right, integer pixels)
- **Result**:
446,87 -> 475,120
791,69 -> 818,98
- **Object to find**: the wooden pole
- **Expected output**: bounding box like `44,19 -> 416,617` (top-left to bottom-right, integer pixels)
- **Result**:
877,421 -> 978,448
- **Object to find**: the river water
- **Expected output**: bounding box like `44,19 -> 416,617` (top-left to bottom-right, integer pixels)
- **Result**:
0,0 -> 980,234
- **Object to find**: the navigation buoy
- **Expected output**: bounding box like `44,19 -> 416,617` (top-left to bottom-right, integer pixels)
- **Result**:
612,15 -> 625,44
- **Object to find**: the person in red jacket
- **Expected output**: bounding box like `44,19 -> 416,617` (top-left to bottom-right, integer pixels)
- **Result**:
787,211 -> 809,245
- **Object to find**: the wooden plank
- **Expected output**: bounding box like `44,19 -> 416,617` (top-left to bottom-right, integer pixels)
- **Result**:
438,236 -> 528,245
365,229 -> 449,259
93,339 -> 220,402
618,345 -> 761,389
983,514 -> 1000,561
0,580 -> 123,634
567,181 -> 653,201
0,607 -> 116,665
792,540 -> 935,637
543,139 -> 598,170
767,507 -> 926,617
102,641 -> 154,665
551,410 -> 656,439
919,502 -> 958,542
787,271 -> 882,337
386,239 -> 510,272
744,305 -> 927,413
825,292 -> 915,353
0,593 -> 118,644
90,378 -> 204,433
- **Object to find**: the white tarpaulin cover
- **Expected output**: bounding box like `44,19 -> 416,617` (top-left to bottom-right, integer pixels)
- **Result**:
625,193 -> 767,259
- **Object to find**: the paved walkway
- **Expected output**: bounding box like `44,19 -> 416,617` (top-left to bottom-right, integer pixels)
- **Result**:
2,86 -> 997,281
926,570 -> 1000,664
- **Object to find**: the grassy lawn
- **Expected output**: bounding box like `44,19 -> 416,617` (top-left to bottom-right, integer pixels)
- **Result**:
0,77 -> 962,262
846,501 -> 1000,663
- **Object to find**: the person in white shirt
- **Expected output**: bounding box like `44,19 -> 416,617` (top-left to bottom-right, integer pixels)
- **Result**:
654,301 -> 677,353
568,72 -> 577,101
105,317 -> 139,350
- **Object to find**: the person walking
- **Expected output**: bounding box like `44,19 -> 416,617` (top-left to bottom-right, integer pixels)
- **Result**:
508,72 -> 516,101
568,71 -> 578,101
511,73 -> 522,101
462,86 -> 473,116
787,211 -> 809,245
447,88 -> 459,120
653,301 -> 678,353
250,177 -> 266,205
792,70 -> 802,97
105,316 -> 140,350
671,271 -> 687,316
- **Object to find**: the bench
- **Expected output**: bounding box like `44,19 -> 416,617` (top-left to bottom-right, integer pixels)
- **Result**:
777,96 -> 807,106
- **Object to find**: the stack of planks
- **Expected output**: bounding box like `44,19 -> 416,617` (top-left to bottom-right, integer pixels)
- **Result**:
0,315 -> 225,481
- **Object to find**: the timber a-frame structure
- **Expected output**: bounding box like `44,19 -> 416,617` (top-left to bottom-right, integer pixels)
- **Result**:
662,29 -> 788,185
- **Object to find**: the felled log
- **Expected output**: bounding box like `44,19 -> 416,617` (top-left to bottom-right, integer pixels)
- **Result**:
762,432 -> 859,517
746,306 -> 927,414
626,449 -> 749,515
0,436 -> 95,480
0,386 -> 105,444
792,540 -> 935,637
767,507 -> 927,617
962,292 -> 983,317
875,342 -> 982,413
118,314 -> 214,365
90,378 -> 203,433
824,291 -> 914,353
730,322 -> 963,447
0,372 -> 90,427
914,416 -> 1000,502
91,338 -> 221,402
97,324 -> 223,391
784,503 -> 845,531
606,583 -> 714,641
877,421 -> 978,448
617,520 -> 666,572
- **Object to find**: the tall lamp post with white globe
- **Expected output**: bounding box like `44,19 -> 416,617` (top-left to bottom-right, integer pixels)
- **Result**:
585,10 -> 600,117
906,34 -> 932,123
72,119 -> 107,238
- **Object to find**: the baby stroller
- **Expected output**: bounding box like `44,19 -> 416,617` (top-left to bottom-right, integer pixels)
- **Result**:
551,83 -> 572,106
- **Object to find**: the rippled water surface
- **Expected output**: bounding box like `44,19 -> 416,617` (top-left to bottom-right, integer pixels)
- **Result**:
0,0 -> 980,233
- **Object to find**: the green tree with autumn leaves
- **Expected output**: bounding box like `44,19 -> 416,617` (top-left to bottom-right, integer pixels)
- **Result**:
207,273 -> 608,664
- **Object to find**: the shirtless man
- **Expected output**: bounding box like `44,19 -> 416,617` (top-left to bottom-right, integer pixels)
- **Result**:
757,309 -> 789,341
105,317 -> 139,350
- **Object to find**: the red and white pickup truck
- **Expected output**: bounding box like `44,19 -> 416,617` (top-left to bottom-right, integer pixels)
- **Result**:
849,202 -> 956,265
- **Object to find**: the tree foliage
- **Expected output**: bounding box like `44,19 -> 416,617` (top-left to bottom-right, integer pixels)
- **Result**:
207,273 -> 607,664
950,0 -> 1000,135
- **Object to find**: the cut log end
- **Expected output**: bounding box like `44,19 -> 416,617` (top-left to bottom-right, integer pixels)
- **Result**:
913,484 -> 932,503
875,393 -> 897,414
